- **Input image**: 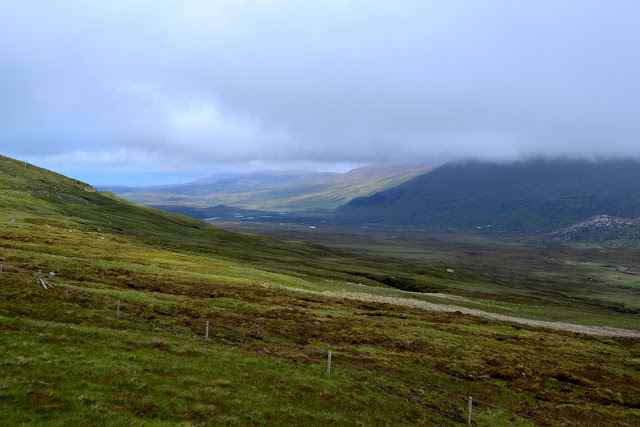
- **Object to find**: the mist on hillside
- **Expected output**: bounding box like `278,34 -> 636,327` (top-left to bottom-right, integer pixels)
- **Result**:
1,1 -> 639,186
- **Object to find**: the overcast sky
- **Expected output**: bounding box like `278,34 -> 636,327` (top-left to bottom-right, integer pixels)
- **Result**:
1,1 -> 639,185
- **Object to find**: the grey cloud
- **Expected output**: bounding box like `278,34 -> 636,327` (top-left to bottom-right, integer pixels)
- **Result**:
1,0 -> 639,184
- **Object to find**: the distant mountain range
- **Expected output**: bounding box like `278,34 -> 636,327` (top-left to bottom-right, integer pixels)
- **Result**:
100,164 -> 432,212
101,159 -> 640,233
104,170 -> 339,196
335,159 -> 640,232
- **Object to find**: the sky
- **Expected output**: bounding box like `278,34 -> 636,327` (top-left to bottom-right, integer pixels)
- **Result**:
1,0 -> 639,186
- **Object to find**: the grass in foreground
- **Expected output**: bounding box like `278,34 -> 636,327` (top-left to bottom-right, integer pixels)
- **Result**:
1,233 -> 640,425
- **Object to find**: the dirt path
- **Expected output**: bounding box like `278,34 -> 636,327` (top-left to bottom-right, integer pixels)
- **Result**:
290,286 -> 640,337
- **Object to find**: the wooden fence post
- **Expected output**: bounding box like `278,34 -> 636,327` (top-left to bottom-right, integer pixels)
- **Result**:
206,321 -> 209,339
468,396 -> 473,426
327,351 -> 332,375
0,264 -> 3,274
117,300 -> 121,319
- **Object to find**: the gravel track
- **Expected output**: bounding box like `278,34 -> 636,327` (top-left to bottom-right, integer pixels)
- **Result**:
289,286 -> 640,337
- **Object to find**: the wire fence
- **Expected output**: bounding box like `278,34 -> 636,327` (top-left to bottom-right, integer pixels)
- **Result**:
0,262 -> 554,426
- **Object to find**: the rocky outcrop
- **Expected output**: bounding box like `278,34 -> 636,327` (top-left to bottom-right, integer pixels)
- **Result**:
538,215 -> 640,246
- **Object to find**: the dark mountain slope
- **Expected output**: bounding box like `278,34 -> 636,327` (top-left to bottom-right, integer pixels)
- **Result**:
335,159 -> 640,231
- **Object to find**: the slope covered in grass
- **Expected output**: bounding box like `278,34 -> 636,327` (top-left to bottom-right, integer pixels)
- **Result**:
0,155 -> 447,290
1,154 -> 640,425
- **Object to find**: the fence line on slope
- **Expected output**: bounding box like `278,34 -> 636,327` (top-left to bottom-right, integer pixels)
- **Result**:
0,263 -> 555,425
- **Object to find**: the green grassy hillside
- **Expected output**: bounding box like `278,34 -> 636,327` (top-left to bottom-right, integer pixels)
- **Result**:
1,154 -> 640,425
336,159 -> 640,232
0,156 -> 447,291
113,164 -> 433,212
